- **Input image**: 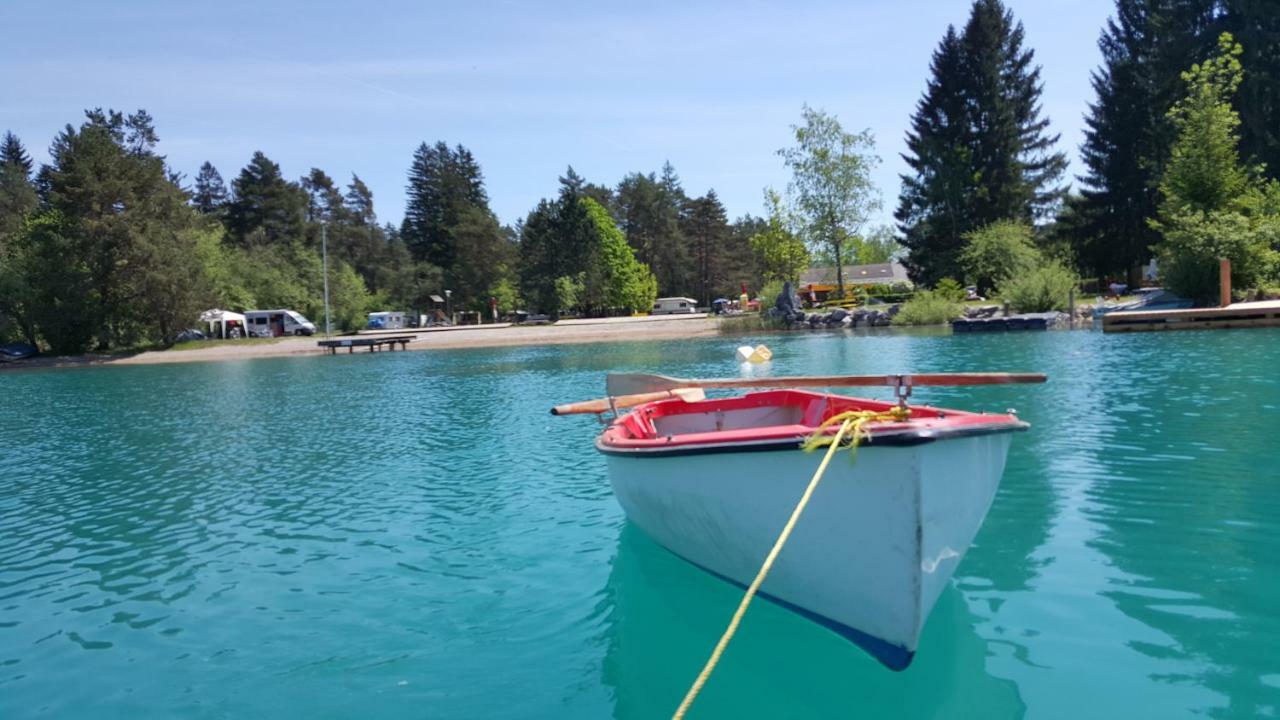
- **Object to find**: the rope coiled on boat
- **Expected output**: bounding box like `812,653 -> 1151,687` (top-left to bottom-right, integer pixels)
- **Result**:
672,407 -> 910,719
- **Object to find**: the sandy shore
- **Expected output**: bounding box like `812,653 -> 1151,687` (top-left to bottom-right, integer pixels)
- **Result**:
3,315 -> 727,370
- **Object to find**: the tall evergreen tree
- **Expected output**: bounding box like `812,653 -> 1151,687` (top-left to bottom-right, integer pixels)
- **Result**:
400,141 -> 489,271
344,174 -> 375,225
518,167 -> 606,315
518,199 -> 562,313
897,28 -> 974,285
1071,0 -> 1219,282
191,161 -> 228,215
0,132 -> 39,343
301,168 -> 344,224
226,151 -> 307,247
615,169 -> 689,295
1223,0 -> 1280,176
1,132 -> 34,177
897,0 -> 1067,286
1,132 -> 38,237
680,190 -> 732,306
34,109 -> 211,350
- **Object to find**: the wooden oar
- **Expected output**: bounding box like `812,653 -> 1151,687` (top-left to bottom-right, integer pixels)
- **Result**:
550,387 -> 706,416
606,372 -> 1046,397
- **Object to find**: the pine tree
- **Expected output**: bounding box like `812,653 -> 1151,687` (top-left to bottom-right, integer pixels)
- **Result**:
226,151 -> 307,247
400,141 -> 490,271
680,190 -> 731,307
191,161 -> 228,215
517,167 -> 609,315
655,162 -> 692,294
1223,0 -> 1280,176
897,28 -> 974,285
301,168 -> 344,224
897,0 -> 1067,286
1072,0 -> 1165,281
518,199 -> 561,313
1069,0 -> 1219,282
35,109 -> 211,350
344,174 -> 375,225
1,131 -> 34,178
1,131 -> 38,242
615,169 -> 688,295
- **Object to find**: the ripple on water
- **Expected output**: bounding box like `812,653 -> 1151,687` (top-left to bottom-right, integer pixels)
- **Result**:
1,332 -> 1279,718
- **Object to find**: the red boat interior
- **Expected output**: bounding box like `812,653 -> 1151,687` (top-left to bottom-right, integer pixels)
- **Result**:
601,390 -> 1022,451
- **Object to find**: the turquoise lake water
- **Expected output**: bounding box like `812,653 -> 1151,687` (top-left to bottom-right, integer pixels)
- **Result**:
2,329 -> 1279,719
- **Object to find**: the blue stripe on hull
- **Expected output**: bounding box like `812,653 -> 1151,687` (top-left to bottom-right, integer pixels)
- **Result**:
674,547 -> 916,671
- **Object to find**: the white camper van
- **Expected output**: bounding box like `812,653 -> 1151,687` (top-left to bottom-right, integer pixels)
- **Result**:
366,311 -> 407,330
244,309 -> 317,337
651,297 -> 700,315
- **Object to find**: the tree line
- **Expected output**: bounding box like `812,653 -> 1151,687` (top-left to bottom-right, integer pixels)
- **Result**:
897,0 -> 1280,303
3,0 -> 1277,353
0,116 -> 823,353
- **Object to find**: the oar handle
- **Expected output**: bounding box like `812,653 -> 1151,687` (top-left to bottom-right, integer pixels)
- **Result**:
687,373 -> 1047,389
550,388 -> 704,416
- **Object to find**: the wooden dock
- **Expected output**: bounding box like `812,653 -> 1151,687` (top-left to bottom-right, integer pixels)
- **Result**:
317,336 -> 414,354
1102,300 -> 1280,333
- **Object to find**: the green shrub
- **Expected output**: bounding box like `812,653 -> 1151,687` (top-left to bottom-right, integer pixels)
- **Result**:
959,220 -> 1041,295
998,261 -> 1078,312
933,277 -> 967,303
1155,207 -> 1278,304
758,279 -> 786,310
892,290 -> 963,326
866,281 -> 914,302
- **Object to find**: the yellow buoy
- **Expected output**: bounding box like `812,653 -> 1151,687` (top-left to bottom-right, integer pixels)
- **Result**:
735,345 -> 772,364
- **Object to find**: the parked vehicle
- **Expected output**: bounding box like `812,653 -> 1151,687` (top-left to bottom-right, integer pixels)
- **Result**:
244,310 -> 317,337
367,311 -> 406,330
0,342 -> 38,363
651,297 -> 699,315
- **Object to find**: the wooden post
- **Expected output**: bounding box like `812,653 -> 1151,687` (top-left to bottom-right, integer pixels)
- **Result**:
1220,258 -> 1232,308
1068,288 -> 1076,326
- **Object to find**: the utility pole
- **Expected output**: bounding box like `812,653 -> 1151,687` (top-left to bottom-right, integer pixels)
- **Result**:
322,223 -> 332,337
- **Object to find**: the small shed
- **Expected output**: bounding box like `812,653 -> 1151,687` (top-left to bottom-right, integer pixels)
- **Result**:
199,309 -> 248,339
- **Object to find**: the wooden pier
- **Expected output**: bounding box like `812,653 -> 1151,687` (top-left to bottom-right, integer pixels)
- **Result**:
1102,300 -> 1280,333
317,336 -> 414,354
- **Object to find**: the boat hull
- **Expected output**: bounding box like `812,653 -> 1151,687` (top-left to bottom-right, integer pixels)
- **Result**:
604,432 -> 1012,669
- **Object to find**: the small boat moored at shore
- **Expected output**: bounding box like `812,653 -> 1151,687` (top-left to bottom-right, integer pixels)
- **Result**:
588,382 -> 1030,670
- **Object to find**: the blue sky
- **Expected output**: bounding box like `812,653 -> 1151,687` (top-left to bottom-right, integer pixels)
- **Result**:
3,0 -> 1116,229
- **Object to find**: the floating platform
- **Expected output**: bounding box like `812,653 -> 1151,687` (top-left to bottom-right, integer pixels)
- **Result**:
317,336 -> 414,354
952,313 -> 1065,333
1102,300 -> 1280,333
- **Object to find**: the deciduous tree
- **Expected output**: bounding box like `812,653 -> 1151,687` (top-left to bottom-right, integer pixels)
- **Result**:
779,105 -> 881,297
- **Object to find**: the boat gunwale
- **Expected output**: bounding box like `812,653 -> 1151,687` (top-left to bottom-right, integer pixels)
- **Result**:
596,389 -> 1028,456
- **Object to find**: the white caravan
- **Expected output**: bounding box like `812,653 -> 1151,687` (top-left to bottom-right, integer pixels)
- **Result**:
244,309 -> 317,337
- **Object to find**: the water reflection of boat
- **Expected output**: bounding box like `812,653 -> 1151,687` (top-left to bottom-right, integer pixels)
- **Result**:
597,389 -> 1027,669
599,526 -> 1026,718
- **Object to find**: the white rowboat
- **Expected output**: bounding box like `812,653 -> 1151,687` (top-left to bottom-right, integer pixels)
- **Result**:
595,388 -> 1027,669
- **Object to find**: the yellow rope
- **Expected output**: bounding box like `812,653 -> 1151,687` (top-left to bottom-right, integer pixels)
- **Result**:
672,406 -> 906,719
800,407 -> 911,458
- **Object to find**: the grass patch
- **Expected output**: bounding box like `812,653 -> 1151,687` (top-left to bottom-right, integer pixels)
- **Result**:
169,337 -> 286,351
716,313 -> 783,333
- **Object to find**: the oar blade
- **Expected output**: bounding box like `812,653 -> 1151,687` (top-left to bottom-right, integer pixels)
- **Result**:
606,372 -> 680,396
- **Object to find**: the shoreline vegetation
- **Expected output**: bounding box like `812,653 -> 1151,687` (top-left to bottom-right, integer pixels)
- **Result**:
2,1 -> 1278,359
